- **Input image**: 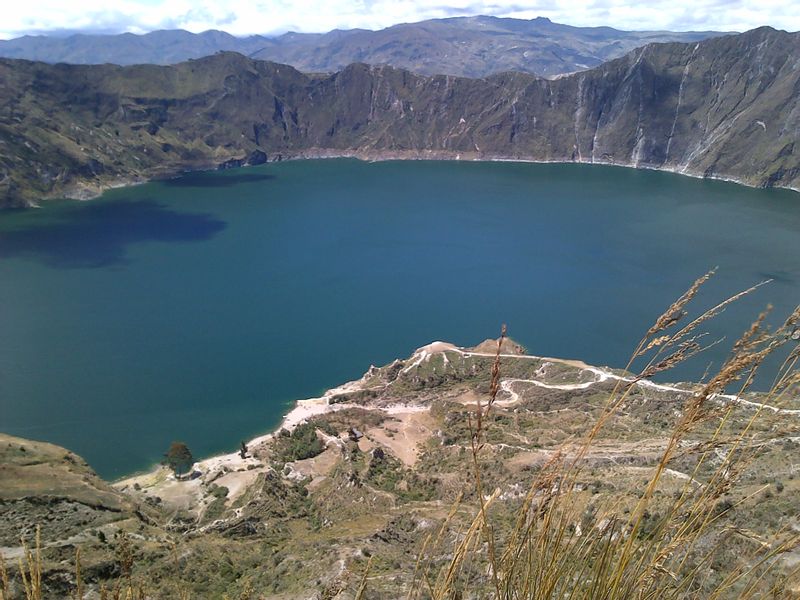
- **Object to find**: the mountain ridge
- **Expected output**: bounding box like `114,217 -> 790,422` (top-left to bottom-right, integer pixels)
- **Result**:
0,15 -> 727,78
1,26 -> 798,208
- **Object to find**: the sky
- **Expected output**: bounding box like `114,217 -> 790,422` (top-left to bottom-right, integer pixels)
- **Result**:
1,0 -> 798,40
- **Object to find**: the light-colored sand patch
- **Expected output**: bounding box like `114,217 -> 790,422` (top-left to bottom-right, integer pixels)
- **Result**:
117,466 -> 171,491
366,410 -> 435,466
401,342 -> 459,374
416,341 -> 459,354
215,468 -> 265,504
289,447 -> 342,491
200,453 -> 262,480
145,477 -> 204,513
358,436 -> 376,453
453,389 -> 484,406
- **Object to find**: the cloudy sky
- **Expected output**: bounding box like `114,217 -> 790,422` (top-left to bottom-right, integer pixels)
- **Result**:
2,0 -> 798,40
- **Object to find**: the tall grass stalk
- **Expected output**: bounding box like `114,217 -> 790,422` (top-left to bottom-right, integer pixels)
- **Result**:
0,549 -> 9,600
18,528 -> 42,600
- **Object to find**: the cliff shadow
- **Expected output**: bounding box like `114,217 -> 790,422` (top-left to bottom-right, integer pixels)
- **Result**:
0,199 -> 226,268
162,171 -> 275,188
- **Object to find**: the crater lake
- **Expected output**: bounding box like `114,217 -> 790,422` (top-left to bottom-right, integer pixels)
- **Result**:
1,159 -> 798,478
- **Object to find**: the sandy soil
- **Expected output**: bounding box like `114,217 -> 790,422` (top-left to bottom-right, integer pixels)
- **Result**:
215,468 -> 264,503
289,446 -> 342,491
416,341 -> 459,354
118,467 -> 206,513
452,389 -> 485,406
365,410 -> 436,466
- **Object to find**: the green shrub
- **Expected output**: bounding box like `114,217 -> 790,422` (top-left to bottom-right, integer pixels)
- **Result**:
273,422 -> 326,463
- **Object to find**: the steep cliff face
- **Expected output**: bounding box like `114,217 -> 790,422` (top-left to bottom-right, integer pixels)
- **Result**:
1,27 -> 798,207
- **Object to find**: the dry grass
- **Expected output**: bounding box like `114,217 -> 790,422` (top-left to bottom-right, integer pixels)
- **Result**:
409,273 -> 800,599
9,529 -> 43,600
0,529 -> 149,600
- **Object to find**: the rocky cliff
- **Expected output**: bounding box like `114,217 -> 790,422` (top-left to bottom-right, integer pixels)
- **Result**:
1,27 -> 798,208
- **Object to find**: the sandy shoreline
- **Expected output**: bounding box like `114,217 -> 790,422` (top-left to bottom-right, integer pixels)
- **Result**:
112,340 -> 537,486
112,352 -> 447,489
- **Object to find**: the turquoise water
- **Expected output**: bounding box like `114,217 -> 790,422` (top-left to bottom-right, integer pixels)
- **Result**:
0,160 -> 797,478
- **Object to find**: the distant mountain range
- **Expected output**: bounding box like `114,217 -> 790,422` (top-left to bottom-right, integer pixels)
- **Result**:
1,27 -> 798,208
0,16 -> 726,78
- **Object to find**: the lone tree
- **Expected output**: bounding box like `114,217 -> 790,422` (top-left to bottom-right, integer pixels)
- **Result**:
163,441 -> 194,477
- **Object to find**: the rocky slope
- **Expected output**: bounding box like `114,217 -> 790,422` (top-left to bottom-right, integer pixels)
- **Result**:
0,434 -> 149,541
0,27 -> 798,208
0,17 -> 723,78
0,434 -> 163,596
1,339 -> 798,597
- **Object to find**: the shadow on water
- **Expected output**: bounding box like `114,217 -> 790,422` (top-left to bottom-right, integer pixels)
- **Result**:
162,171 -> 275,188
0,199 -> 226,268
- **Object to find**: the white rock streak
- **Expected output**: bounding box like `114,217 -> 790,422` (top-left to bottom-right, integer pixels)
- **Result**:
666,43 -> 699,161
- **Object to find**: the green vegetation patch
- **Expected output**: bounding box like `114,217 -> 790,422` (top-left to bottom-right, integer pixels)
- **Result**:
271,420 -> 335,464
365,448 -> 438,502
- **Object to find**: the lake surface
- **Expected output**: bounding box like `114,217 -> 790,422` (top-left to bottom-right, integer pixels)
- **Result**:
1,160 -> 798,478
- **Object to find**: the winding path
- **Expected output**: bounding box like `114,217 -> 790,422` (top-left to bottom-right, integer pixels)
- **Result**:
414,342 -> 800,416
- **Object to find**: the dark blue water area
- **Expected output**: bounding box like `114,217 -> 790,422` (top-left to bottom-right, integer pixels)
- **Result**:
0,160 -> 797,478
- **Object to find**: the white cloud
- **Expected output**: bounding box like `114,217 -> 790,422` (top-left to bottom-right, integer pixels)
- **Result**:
0,0 -> 798,39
